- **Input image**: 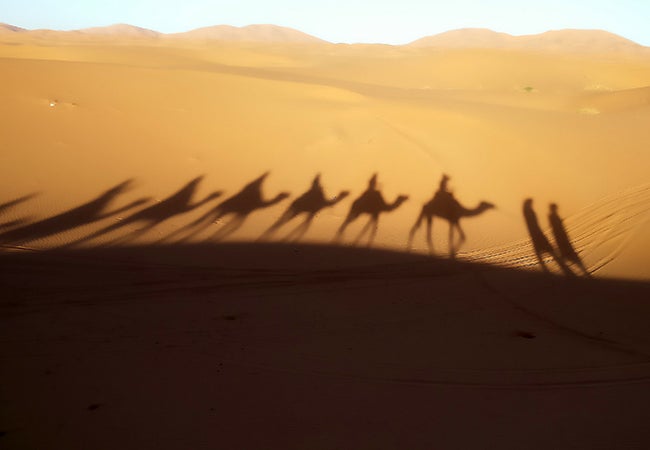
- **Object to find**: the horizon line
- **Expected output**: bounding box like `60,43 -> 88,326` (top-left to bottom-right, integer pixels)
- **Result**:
1,22 -> 647,47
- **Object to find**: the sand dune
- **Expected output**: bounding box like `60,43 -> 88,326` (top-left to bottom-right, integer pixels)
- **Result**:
79,23 -> 161,38
169,24 -> 327,43
410,28 -> 648,54
0,22 -> 326,44
0,23 -> 26,33
1,32 -> 649,278
4,23 -> 648,53
1,28 -> 650,449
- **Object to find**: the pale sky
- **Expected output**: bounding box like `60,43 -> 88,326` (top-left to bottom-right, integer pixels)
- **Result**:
2,0 -> 649,45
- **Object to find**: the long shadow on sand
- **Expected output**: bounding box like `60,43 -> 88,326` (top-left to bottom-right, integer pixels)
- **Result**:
334,173 -> 408,247
408,174 -> 495,258
70,176 -> 222,246
549,203 -> 590,277
0,180 -> 148,246
164,172 -> 290,243
523,198 -> 573,276
0,193 -> 39,231
260,174 -> 349,242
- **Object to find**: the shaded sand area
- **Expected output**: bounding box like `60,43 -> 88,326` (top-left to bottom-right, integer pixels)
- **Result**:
1,244 -> 650,449
1,27 -> 650,448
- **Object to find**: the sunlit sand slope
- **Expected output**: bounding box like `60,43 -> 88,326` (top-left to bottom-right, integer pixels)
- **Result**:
1,35 -> 649,278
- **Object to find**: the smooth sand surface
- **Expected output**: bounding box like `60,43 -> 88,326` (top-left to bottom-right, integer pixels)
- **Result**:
1,29 -> 650,449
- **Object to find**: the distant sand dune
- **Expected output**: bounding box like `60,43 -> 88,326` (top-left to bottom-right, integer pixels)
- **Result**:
409,28 -> 648,55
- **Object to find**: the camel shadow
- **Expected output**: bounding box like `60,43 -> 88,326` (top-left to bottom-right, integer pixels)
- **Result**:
165,172 -> 290,243
0,180 -> 147,246
0,193 -> 39,232
260,174 -> 349,242
549,203 -> 590,277
408,174 -> 495,258
334,174 -> 408,247
71,176 -> 222,246
523,198 -> 574,276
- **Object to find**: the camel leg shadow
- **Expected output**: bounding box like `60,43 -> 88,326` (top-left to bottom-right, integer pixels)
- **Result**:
161,209 -> 223,243
105,223 -> 159,246
334,212 -> 360,243
283,215 -> 315,243
448,222 -> 466,259
353,216 -> 378,247
407,213 -> 435,255
259,209 -> 297,241
210,215 -> 246,241
407,212 -> 423,252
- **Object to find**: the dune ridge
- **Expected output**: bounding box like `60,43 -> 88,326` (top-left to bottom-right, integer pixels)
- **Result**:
2,22 -> 649,53
410,28 -> 648,54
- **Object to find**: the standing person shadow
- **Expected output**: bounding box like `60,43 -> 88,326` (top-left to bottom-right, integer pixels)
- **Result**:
260,174 -> 349,242
0,180 -> 147,246
334,173 -> 408,247
165,172 -> 290,242
549,203 -> 590,277
523,198 -> 573,276
71,176 -> 222,246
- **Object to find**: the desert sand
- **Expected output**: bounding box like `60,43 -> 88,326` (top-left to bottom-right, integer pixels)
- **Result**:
1,24 -> 650,449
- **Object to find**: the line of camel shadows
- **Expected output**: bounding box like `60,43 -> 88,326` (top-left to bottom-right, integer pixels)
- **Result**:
0,172 -> 588,276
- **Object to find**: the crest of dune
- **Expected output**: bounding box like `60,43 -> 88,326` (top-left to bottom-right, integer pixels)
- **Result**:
78,23 -> 161,38
169,24 -> 327,43
410,28 -> 648,54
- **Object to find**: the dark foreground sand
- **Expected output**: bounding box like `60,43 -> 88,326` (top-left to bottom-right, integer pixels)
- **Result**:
1,243 -> 650,449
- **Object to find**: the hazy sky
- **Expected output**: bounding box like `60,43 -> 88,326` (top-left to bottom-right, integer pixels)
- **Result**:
2,0 -> 649,45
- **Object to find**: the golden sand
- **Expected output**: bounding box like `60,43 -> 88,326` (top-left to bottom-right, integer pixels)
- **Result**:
1,30 -> 649,278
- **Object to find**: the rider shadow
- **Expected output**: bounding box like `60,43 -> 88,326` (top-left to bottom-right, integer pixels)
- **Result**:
0,193 -> 39,231
408,174 -> 495,258
260,174 -> 349,242
71,176 -> 222,246
549,203 -> 590,277
523,198 -> 574,276
165,172 -> 290,242
0,180 -> 147,246
334,173 -> 408,247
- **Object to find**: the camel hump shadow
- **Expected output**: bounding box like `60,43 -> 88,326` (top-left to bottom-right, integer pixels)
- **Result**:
335,173 -> 408,247
408,174 -> 495,258
0,180 -> 147,246
69,176 -> 222,246
261,173 -> 350,242
164,172 -> 290,243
